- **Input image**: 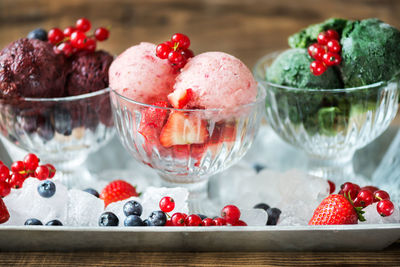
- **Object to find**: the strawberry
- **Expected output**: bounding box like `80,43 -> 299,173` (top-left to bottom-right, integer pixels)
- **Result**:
138,101 -> 170,142
159,112 -> 209,147
100,180 -> 139,207
209,121 -> 237,144
0,197 -> 10,224
168,88 -> 193,109
309,194 -> 365,225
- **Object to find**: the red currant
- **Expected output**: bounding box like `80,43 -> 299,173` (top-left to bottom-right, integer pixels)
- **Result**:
159,196 -> 175,213
310,61 -> 326,76
323,52 -> 341,66
46,164 -> 56,178
185,214 -> 202,226
374,190 -> 390,202
76,18 -> 91,32
328,180 -> 335,194
11,161 -> 25,174
180,49 -> 194,60
156,43 -> 172,59
171,33 -> 190,49
24,153 -> 39,171
308,43 -> 326,61
0,181 -> 11,197
317,32 -> 330,45
212,217 -> 227,226
0,165 -> 10,182
9,172 -> 24,189
361,186 -> 379,193
48,28 -> 64,45
165,219 -> 173,226
201,218 -> 214,226
168,51 -> 184,65
221,205 -> 241,225
63,26 -> 76,37
354,189 -> 374,208
70,31 -> 88,49
326,29 -> 340,40
327,39 -> 341,53
171,59 -> 187,70
34,165 -> 50,180
94,27 -> 109,41
84,38 -> 97,52
171,212 -> 186,226
56,42 -> 74,57
339,182 -> 360,201
233,220 -> 247,226
377,200 -> 394,217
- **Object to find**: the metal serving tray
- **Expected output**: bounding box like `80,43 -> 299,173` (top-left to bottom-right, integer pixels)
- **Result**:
0,125 -> 399,252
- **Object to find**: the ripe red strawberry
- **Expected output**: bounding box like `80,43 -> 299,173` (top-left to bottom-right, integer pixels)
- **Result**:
100,180 -> 139,207
159,112 -> 209,147
168,88 -> 193,109
0,197 -> 10,224
138,101 -> 170,142
309,194 -> 364,225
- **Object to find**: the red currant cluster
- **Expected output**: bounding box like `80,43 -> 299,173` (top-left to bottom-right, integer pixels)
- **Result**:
156,33 -> 194,72
338,182 -> 394,217
308,29 -> 342,76
0,153 -> 56,198
159,196 -> 246,226
48,18 -> 110,57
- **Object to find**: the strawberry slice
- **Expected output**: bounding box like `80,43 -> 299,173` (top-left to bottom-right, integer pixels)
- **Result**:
159,112 -> 209,147
168,88 -> 193,109
138,101 -> 169,142
209,121 -> 237,144
0,197 -> 10,224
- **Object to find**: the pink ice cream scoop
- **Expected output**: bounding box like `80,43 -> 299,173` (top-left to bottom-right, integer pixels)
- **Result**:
169,52 -> 258,109
109,42 -> 176,104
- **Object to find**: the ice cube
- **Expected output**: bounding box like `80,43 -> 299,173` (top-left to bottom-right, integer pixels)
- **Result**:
141,187 -> 189,219
3,178 -> 68,225
105,196 -> 141,226
67,189 -> 104,227
278,199 -> 319,226
240,209 -> 268,226
359,203 -> 400,224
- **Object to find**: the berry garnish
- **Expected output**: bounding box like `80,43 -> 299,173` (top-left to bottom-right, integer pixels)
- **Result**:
37,180 -> 56,198
100,180 -> 139,207
48,28 -> 64,45
27,28 -> 48,41
322,52 -> 341,66
266,207 -> 281,225
123,200 -> 143,217
99,212 -> 119,226
212,217 -> 227,226
185,214 -> 202,226
361,186 -> 379,193
24,218 -> 43,225
70,31 -> 88,49
24,153 -> 39,172
310,61 -> 326,76
253,203 -> 270,211
148,211 -> 167,226
34,165 -> 50,180
46,219 -> 63,226
377,200 -> 394,217
308,43 -> 326,61
55,42 -> 74,57
233,220 -> 247,226
76,18 -> 91,32
124,215 -> 144,226
83,188 -> 99,198
171,33 -> 190,49
0,164 -> 10,182
339,182 -> 360,201
327,39 -> 341,53
354,189 -> 374,208
156,43 -> 172,59
201,218 -> 214,226
0,198 -> 10,224
221,205 -> 241,225
95,27 -> 110,41
11,161 -> 25,175
159,196 -> 175,213
9,172 -> 24,189
156,33 -> 193,71
0,182 -> 10,198
45,164 -> 56,178
63,26 -> 76,37
317,32 -> 330,45
84,38 -> 97,52
325,29 -> 340,40
171,212 -> 186,226
328,180 -> 335,194
373,190 -> 390,202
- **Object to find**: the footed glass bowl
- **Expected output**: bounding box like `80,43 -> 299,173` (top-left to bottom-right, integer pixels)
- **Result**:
110,85 -> 266,214
254,52 -> 399,185
0,88 -> 115,188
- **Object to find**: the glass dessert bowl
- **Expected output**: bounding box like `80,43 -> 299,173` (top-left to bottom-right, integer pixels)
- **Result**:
254,51 -> 399,184
0,88 -> 115,188
110,85 -> 266,214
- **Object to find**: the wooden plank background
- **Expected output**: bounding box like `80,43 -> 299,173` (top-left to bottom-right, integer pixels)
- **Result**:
1,0 -> 400,265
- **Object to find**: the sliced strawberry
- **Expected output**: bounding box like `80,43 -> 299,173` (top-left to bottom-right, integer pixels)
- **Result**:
138,101 -> 169,143
160,112 -> 209,147
168,88 -> 193,109
0,197 -> 10,224
209,121 -> 237,144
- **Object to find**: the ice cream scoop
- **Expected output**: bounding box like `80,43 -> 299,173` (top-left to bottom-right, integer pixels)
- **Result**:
0,38 -> 66,99
109,42 -> 176,104
170,52 -> 257,109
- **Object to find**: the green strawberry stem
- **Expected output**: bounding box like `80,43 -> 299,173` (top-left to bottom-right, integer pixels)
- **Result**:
345,192 -> 366,222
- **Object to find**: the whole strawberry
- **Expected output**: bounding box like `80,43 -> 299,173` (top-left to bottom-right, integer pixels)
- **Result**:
100,180 -> 139,207
309,194 -> 364,225
0,197 -> 10,224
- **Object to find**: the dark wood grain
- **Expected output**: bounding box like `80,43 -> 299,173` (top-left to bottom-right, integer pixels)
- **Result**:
1,0 -> 400,265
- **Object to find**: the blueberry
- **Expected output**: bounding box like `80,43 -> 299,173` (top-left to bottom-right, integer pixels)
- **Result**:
37,116 -> 55,141
197,214 -> 207,220
37,180 -> 56,198
124,215 -> 144,226
253,163 -> 266,173
27,28 -> 48,41
266,208 -> 281,226
98,212 -> 119,226
253,203 -> 270,212
123,200 -> 142,217
24,218 -> 43,225
52,107 -> 73,136
83,188 -> 99,198
148,211 -> 167,226
45,220 -> 63,226
142,219 -> 151,226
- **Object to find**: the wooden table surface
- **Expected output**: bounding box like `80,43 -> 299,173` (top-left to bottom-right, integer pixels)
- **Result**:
1,0 -> 400,265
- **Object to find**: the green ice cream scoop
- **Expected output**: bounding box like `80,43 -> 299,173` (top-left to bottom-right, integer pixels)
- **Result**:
340,18 -> 400,87
266,48 -> 343,89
